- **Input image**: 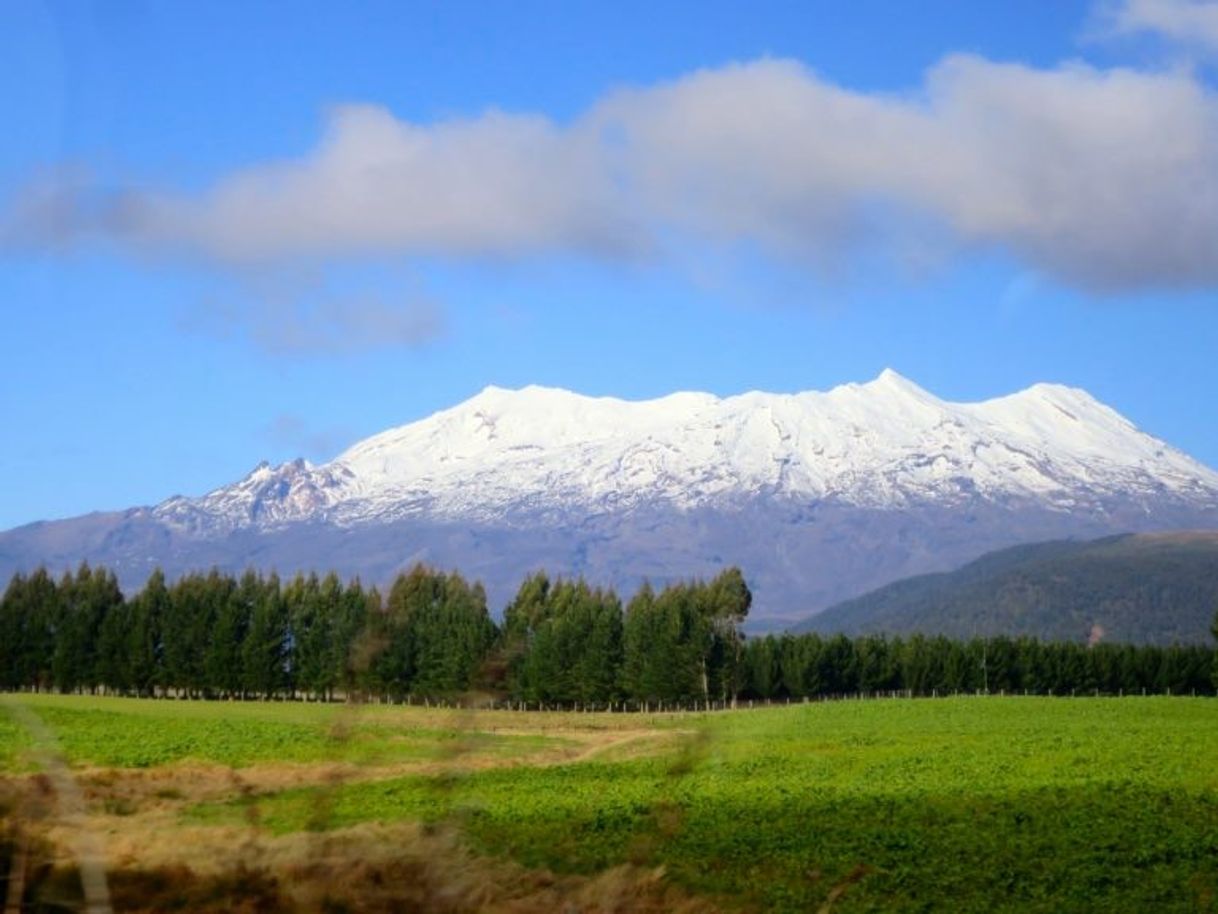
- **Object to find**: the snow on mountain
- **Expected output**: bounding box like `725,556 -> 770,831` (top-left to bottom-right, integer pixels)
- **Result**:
155,459 -> 354,533
5,370 -> 1216,622
152,370 -> 1218,534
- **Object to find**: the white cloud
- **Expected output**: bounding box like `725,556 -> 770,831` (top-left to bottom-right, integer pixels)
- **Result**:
8,53 -> 1218,293
131,105 -> 638,262
1101,0 -> 1218,50
600,56 -> 1218,291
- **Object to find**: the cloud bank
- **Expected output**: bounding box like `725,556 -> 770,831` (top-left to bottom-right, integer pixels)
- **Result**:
1102,0 -> 1218,51
8,49 -> 1218,293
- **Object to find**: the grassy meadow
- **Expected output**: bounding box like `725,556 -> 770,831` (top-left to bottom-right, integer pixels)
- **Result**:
2,693 -> 1217,912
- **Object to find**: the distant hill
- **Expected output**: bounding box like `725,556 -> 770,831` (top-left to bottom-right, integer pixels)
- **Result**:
794,532 -> 1218,645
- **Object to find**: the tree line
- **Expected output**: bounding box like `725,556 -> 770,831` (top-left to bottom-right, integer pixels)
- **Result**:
0,563 -> 1213,703
739,631 -> 1215,699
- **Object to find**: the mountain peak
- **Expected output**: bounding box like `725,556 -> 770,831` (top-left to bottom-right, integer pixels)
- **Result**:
1019,381 -> 1105,409
7,371 -> 1218,623
283,371 -> 1218,529
874,367 -> 911,385
853,368 -> 941,407
466,382 -> 593,408
151,371 -> 1218,534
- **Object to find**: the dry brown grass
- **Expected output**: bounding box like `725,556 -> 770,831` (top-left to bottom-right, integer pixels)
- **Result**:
53,725 -> 676,822
9,808 -> 725,913
1,712 -> 718,913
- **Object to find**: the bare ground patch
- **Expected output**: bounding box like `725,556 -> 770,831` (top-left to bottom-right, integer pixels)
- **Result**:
4,779 -> 725,913
1,716 -> 702,912
60,725 -> 680,816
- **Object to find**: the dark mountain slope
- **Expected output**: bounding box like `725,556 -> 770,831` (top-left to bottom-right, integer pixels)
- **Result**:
795,532 -> 1218,645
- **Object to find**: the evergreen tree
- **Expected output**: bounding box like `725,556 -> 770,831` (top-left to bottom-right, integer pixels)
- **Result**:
127,569 -> 168,696
163,572 -> 215,696
741,634 -> 780,698
623,581 -> 695,702
348,585 -> 386,696
822,634 -> 859,694
204,572 -> 245,696
856,635 -> 895,693
572,584 -> 624,701
2,558 -> 1215,703
621,581 -> 657,701
514,579 -> 623,703
286,572 -> 334,697
896,636 -> 932,695
95,594 -> 133,693
331,577 -> 371,696
502,571 -> 552,696
622,576 -> 743,705
366,577 -> 411,699
0,570 -> 58,691
383,565 -> 496,697
940,638 -> 976,692
52,564 -> 122,693
25,568 -> 58,691
658,583 -> 710,702
0,572 -> 28,690
778,632 -> 817,698
241,572 -> 287,698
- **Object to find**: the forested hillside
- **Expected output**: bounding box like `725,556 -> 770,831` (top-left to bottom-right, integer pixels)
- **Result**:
797,532 -> 1218,644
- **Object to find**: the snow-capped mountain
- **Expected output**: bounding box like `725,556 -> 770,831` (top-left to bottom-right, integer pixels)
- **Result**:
4,371 -> 1217,624
153,370 -> 1218,530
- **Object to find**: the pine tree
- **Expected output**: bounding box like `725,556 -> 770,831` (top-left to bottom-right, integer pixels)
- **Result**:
204,572 -> 246,696
0,572 -> 54,691
52,563 -> 122,693
350,585 -> 387,697
241,572 -> 287,699
96,593 -> 133,693
127,569 -> 168,696
570,584 -> 623,702
502,571 -> 552,697
780,633 -> 818,697
22,568 -> 58,691
286,572 -> 333,698
737,635 -> 764,698
330,577 -> 370,697
622,581 -> 661,702
163,572 -> 215,696
856,636 -> 893,693
511,578 -> 623,704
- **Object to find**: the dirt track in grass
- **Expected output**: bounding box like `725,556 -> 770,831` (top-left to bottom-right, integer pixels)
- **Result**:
2,707 -> 706,913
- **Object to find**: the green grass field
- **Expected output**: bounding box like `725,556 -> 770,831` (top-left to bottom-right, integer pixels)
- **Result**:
0,695 -> 565,770
4,694 -> 1218,912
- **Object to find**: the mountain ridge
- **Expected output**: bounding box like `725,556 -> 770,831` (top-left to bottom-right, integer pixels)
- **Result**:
150,370 -> 1218,532
3,370 -> 1217,621
793,531 -> 1218,644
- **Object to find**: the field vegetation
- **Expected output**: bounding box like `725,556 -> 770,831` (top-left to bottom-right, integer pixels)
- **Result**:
3,693 -> 1217,912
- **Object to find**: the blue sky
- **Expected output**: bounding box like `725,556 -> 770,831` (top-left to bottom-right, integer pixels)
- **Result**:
2,0 -> 1217,529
